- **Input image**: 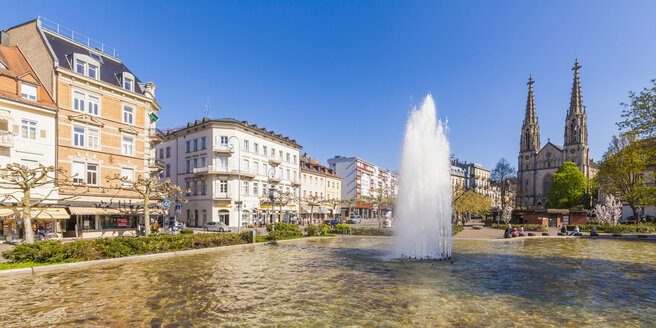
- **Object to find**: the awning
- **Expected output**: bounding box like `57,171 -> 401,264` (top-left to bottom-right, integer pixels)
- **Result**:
0,207 -> 70,220
67,207 -> 167,216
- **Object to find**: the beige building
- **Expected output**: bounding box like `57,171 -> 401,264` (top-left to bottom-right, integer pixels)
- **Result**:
300,154 -> 342,221
4,18 -> 162,238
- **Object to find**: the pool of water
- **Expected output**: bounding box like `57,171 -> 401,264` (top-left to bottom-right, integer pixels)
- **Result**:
1,237 -> 655,327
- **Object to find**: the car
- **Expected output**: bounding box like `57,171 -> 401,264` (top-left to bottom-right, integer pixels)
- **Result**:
347,216 -> 362,224
203,221 -> 232,232
323,219 -> 340,227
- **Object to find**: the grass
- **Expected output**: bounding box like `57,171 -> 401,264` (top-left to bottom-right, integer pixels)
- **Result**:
0,261 -> 73,270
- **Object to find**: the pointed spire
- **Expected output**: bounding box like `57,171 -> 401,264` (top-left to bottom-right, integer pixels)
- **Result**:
524,75 -> 537,124
569,59 -> 583,115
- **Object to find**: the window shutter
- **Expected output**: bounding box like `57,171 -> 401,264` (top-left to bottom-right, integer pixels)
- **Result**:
12,125 -> 18,134
40,129 -> 46,138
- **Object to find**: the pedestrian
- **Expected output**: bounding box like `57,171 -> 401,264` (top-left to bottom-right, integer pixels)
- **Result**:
38,226 -> 46,241
153,221 -> 159,233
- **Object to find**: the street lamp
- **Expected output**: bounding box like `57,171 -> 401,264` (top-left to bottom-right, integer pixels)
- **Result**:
268,183 -> 278,232
228,135 -> 242,234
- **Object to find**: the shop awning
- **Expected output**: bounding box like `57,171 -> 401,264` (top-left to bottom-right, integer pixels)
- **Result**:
67,207 -> 168,216
0,207 -> 70,220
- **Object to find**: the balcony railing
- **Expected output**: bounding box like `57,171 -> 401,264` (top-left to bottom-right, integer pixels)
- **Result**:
193,166 -> 257,178
38,16 -> 119,58
214,192 -> 232,200
0,131 -> 14,148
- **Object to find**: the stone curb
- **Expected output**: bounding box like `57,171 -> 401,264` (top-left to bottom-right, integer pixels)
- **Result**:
0,236 -> 332,276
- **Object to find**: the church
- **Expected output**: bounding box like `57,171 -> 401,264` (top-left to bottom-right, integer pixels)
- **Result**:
517,60 -> 597,208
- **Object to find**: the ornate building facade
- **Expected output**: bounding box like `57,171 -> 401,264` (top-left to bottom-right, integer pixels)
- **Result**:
517,60 -> 596,208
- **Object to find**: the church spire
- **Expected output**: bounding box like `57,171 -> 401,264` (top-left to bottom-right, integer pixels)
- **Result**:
569,59 -> 583,115
524,74 -> 537,124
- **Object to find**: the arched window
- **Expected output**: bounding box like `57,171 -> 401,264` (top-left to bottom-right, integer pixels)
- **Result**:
542,174 -> 552,195
571,122 -> 578,143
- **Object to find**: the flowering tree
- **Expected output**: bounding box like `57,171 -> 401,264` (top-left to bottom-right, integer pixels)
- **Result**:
593,194 -> 623,225
502,207 -> 513,225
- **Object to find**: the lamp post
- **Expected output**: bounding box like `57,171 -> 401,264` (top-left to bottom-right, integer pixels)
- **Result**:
268,166 -> 279,231
228,135 -> 242,234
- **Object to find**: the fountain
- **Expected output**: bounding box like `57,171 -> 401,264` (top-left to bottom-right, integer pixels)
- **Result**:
395,94 -> 452,260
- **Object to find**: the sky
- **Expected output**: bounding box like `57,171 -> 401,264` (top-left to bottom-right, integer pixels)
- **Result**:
2,1 -> 656,172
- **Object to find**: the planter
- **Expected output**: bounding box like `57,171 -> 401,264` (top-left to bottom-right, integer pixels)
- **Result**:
542,232 -> 549,236
527,232 -> 535,236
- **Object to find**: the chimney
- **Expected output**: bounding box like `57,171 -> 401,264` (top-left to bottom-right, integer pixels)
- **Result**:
1,29 -> 10,46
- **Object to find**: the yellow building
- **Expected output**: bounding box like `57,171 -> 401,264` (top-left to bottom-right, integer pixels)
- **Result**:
5,18 -> 162,237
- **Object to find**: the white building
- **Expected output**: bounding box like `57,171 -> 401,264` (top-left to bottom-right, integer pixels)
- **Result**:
327,156 -> 398,218
158,118 -> 302,228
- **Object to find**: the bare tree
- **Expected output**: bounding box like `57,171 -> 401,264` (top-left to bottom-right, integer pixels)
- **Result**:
370,187 -> 395,228
322,197 -> 344,221
303,195 -> 322,225
491,158 -> 516,211
106,174 -> 186,236
0,163 -> 79,243
273,191 -> 296,224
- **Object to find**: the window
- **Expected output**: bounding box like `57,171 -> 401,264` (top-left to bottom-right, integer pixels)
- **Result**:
73,91 -> 100,115
21,119 -> 37,139
159,148 -> 164,159
73,91 -> 85,112
263,146 -> 267,156
262,183 -> 268,196
286,169 -> 290,180
219,180 -> 228,193
86,164 -> 98,185
185,160 -> 190,173
279,150 -> 283,159
124,77 -> 133,91
20,159 -> 38,169
20,83 -> 37,101
193,139 -> 198,151
123,105 -> 134,124
120,167 -> 133,187
254,143 -> 259,154
201,137 -> 207,149
73,126 -> 85,147
88,64 -> 97,79
87,128 -> 99,150
261,163 -> 266,175
293,155 -> 297,164
200,179 -> 207,195
165,164 -> 170,177
122,136 -> 134,156
243,181 -> 249,195
72,162 -> 85,184
286,153 -> 290,163
186,141 -> 190,153
243,140 -> 249,152
220,136 -> 228,145
253,182 -> 259,195
271,148 -> 275,157
185,181 -> 190,195
218,156 -> 229,169
243,159 -> 249,171
166,146 -> 171,158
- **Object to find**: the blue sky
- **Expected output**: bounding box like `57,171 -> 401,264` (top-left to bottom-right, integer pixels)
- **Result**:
3,1 -> 656,172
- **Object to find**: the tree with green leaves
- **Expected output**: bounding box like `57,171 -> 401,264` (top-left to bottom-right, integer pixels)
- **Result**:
452,186 -> 492,224
597,133 -> 655,221
618,79 -> 656,139
547,162 -> 587,209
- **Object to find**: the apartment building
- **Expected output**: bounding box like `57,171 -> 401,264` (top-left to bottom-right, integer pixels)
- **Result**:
4,18 -> 162,238
158,118 -> 302,228
327,156 -> 398,218
299,154 -> 342,220
452,159 -> 491,197
0,43 -> 65,240
450,165 -> 466,190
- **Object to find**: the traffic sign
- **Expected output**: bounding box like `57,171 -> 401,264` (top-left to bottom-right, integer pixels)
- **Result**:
162,200 -> 170,208
234,201 -> 243,205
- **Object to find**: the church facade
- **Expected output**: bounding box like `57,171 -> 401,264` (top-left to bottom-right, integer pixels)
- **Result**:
517,60 -> 596,208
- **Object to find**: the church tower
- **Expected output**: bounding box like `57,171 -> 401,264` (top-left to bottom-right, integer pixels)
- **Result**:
518,75 -> 540,206
563,59 -> 590,179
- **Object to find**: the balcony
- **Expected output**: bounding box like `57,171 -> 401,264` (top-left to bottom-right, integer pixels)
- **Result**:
0,131 -> 14,148
192,165 -> 256,179
268,175 -> 282,184
213,192 -> 232,201
146,157 -> 165,172
291,178 -> 301,186
268,157 -> 282,166
213,144 -> 232,155
148,128 -> 164,145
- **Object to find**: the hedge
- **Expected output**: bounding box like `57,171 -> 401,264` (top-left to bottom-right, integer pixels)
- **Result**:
566,224 -> 656,234
492,224 -> 548,232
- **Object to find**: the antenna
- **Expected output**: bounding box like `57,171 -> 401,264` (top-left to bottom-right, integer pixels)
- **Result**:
205,97 -> 210,118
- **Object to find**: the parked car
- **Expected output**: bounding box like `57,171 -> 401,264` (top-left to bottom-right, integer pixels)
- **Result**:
323,219 -> 340,227
203,222 -> 232,232
347,215 -> 362,224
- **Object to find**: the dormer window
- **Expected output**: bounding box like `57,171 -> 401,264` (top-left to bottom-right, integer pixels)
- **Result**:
20,82 -> 37,101
70,53 -> 101,80
118,72 -> 135,92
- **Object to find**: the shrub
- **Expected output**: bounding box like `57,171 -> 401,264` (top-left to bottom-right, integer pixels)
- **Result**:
266,229 -> 301,241
566,224 -> 656,234
351,228 -> 394,236
492,224 -> 547,232
332,224 -> 352,234
472,226 -> 483,230
271,222 -> 301,234
305,225 -> 319,236
452,225 -> 464,235
180,229 -> 194,234
319,224 -> 331,235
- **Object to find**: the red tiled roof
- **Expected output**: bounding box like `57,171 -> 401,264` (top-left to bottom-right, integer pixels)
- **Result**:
0,45 -> 55,108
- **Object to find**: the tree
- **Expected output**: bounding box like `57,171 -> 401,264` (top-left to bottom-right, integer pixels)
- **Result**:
452,186 -> 492,224
547,162 -> 587,209
106,175 -> 186,236
597,134 -> 655,221
593,194 -> 623,225
322,197 -> 344,220
0,163 -> 78,243
303,195 -> 322,224
502,207 -> 513,225
370,187 -> 395,228
618,79 -> 656,139
273,191 -> 296,224
491,158 -> 516,210
342,198 -> 358,218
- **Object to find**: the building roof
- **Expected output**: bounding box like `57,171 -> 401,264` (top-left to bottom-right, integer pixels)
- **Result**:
0,44 -> 55,109
301,154 -> 342,179
43,31 -> 145,94
164,117 -> 302,148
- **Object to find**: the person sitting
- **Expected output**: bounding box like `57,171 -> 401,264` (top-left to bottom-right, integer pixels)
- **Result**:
503,228 -> 511,238
518,226 -> 525,237
590,227 -> 599,237
560,225 -> 568,234
569,226 -> 580,236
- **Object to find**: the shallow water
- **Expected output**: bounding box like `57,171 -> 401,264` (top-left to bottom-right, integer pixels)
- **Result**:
1,237 -> 655,327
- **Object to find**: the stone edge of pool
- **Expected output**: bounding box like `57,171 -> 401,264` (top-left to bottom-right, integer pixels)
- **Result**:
0,236 -> 335,276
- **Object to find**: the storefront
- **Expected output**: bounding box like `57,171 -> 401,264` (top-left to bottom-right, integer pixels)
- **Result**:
66,207 -> 140,238
0,207 -> 70,241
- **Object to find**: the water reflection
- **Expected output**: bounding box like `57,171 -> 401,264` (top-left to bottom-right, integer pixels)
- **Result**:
1,237 -> 655,327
